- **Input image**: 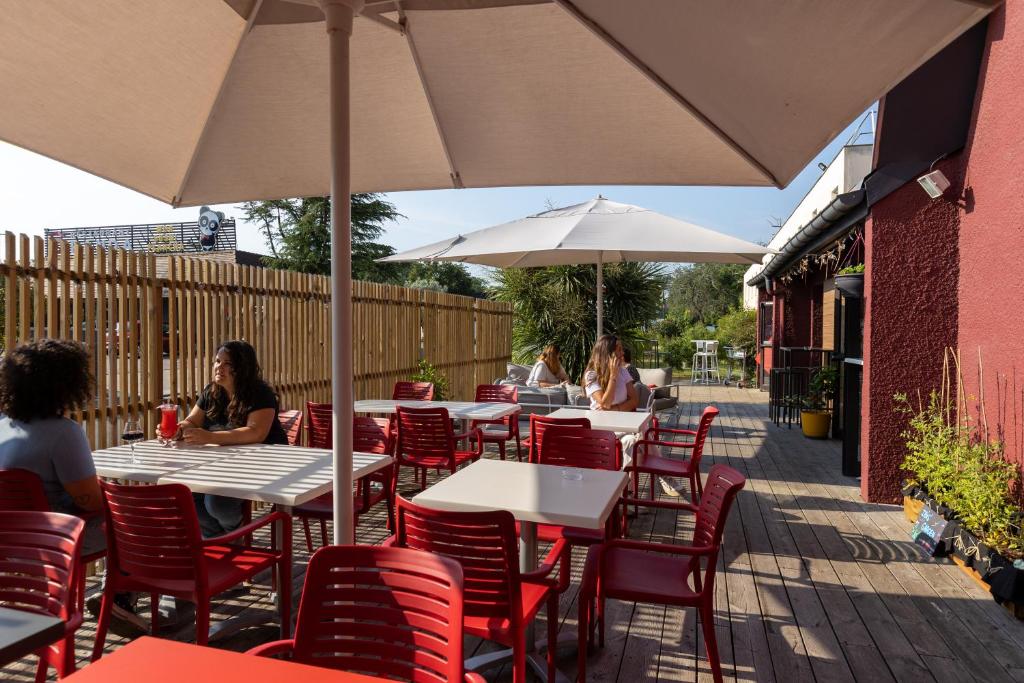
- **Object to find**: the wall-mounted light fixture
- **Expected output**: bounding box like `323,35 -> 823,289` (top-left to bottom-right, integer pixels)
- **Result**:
917,169 -> 951,199
817,162 -> 828,172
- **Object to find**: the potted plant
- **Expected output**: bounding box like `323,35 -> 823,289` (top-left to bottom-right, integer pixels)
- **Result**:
800,366 -> 838,438
834,263 -> 865,298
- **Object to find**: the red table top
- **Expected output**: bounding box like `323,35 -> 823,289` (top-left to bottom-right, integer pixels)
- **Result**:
66,637 -> 386,682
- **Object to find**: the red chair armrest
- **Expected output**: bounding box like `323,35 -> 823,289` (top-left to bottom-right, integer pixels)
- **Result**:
607,538 -> 716,556
621,496 -> 698,514
204,510 -> 291,547
245,639 -> 295,658
465,673 -> 489,683
635,438 -> 695,449
380,534 -> 398,548
650,426 -> 697,437
521,538 -> 568,586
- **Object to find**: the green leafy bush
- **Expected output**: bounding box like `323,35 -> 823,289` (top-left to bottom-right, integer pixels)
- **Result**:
715,308 -> 756,354
837,263 -> 865,275
898,391 -> 1022,556
411,359 -> 451,401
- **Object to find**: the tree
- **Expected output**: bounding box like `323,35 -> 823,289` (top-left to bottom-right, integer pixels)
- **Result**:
240,194 -> 407,282
667,263 -> 747,324
716,308 -> 757,354
404,262 -> 487,298
492,263 -> 666,381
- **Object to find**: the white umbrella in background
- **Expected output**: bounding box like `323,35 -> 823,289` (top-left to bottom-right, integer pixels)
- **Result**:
0,0 -> 995,543
384,196 -> 771,334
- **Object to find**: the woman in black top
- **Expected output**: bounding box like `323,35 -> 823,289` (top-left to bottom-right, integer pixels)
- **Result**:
177,340 -> 287,536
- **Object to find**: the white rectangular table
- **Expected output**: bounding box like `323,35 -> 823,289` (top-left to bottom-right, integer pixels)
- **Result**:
354,399 -> 520,422
545,408 -> 652,435
414,459 -> 627,683
92,441 -> 240,482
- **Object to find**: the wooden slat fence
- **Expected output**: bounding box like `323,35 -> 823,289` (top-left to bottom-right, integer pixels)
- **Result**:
0,232 -> 512,450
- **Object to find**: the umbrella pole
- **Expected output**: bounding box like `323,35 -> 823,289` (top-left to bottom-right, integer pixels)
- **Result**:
596,255 -> 604,337
323,0 -> 362,546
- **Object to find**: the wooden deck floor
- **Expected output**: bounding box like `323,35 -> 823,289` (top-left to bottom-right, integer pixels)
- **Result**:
5,385 -> 1024,682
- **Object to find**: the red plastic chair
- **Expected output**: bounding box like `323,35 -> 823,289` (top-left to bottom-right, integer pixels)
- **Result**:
0,511 -> 84,680
0,469 -> 105,624
629,406 -> 718,507
305,401 -> 333,450
277,409 -> 304,446
394,406 -> 482,490
392,381 -> 435,401
392,497 -> 565,683
470,384 -> 521,460
92,481 -> 291,659
294,415 -> 396,551
578,464 -> 746,683
522,413 -> 591,463
246,545 -> 485,682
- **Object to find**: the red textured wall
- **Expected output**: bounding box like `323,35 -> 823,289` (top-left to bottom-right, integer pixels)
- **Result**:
955,5 -> 1024,469
861,4 -> 1024,501
862,162 -> 961,502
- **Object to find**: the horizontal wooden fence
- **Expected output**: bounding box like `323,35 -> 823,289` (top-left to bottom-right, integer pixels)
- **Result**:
0,233 -> 512,450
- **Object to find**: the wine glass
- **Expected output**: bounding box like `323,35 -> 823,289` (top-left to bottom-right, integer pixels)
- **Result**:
121,418 -> 144,465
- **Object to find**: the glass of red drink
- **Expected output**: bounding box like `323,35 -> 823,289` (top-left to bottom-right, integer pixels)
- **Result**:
158,402 -> 179,444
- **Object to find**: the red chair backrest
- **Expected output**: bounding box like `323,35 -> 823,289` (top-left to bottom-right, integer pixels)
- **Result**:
306,401 -> 333,450
527,414 -> 591,463
395,497 -> 522,627
691,464 -> 746,586
395,406 -> 455,467
0,511 -> 84,621
353,416 -> 391,454
101,481 -> 205,584
392,381 -> 435,401
689,406 -> 719,468
536,426 -> 621,471
278,409 -> 304,446
475,383 -> 517,403
0,468 -> 50,511
290,545 -> 466,682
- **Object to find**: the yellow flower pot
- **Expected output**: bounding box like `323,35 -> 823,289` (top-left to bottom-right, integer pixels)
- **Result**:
800,410 -> 831,439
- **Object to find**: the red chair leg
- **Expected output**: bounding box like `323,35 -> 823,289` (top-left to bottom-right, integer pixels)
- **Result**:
497,440 -> 506,460
302,517 -> 314,553
546,593 -> 557,682
318,518 -> 328,548
150,593 -> 159,635
512,633 -> 527,683
700,602 -> 724,683
279,552 -> 292,640
91,589 -> 114,661
33,656 -> 47,683
578,591 -> 590,682
195,597 -> 211,646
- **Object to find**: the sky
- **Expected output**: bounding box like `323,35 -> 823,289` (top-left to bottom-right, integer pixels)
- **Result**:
0,108 -> 875,265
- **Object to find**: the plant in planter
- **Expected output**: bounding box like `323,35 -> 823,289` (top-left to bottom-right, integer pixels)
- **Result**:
800,366 -> 838,439
411,358 -> 451,401
834,263 -> 865,298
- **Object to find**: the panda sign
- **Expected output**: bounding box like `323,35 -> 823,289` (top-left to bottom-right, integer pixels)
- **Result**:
198,206 -> 225,251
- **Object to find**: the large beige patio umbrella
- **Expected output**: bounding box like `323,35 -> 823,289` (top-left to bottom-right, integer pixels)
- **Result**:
0,0 -> 995,543
383,196 -> 771,334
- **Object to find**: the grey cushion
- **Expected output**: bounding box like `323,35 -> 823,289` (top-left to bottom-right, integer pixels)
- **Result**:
637,367 -> 672,387
506,363 -> 532,384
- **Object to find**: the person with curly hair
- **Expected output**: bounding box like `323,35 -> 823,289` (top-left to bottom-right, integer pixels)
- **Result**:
0,339 -> 103,548
175,339 -> 287,537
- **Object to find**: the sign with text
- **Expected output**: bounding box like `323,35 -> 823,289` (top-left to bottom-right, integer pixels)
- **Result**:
911,506 -> 949,556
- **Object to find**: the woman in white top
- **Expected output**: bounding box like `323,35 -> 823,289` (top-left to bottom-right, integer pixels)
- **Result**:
527,344 -> 571,387
582,334 -> 639,411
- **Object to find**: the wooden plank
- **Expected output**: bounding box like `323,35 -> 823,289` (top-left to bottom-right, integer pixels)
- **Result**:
4,233 -> 16,350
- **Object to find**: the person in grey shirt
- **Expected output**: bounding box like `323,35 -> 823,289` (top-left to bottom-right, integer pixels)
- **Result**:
0,339 -> 103,554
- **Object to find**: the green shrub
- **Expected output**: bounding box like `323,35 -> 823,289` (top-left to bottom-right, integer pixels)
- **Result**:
898,392 -> 1022,556
411,359 -> 451,401
837,263 -> 865,275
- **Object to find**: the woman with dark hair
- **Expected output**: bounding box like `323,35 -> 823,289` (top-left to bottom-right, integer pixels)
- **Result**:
582,334 -> 639,412
0,339 -> 103,548
176,340 -> 287,536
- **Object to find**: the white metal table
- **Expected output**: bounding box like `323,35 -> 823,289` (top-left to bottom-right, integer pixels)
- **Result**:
354,399 -> 520,422
413,459 -> 627,683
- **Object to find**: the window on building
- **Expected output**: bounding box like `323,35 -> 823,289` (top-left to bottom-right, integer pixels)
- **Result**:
760,301 -> 774,342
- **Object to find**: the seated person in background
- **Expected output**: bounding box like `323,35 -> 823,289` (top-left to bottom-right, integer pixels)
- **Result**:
622,347 -> 642,385
527,344 -> 571,387
0,339 -> 104,555
176,339 -> 287,537
582,334 -> 639,412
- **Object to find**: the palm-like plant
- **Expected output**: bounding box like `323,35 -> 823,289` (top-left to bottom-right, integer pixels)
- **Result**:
491,263 -> 666,382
